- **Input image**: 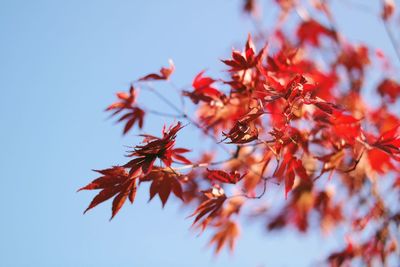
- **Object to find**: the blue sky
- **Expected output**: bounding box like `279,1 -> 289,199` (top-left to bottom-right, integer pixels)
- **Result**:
0,1 -> 397,266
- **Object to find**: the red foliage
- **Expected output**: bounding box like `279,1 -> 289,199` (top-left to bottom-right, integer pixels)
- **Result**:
183,71 -> 225,104
79,167 -> 137,219
377,78 -> 400,102
123,122 -> 189,175
142,167 -> 184,207
222,34 -> 266,71
382,0 -> 396,20
190,185 -> 227,230
138,60 -> 175,81
80,1 -> 400,264
297,19 -> 336,46
106,85 -> 145,134
206,169 -> 247,184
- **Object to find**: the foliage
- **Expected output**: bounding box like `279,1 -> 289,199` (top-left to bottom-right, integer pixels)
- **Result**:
80,0 -> 400,265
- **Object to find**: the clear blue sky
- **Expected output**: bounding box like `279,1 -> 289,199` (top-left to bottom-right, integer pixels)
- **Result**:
0,1 -> 396,266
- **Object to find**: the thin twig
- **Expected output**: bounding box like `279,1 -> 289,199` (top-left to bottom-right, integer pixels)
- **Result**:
381,17 -> 400,63
171,157 -> 235,171
144,108 -> 184,118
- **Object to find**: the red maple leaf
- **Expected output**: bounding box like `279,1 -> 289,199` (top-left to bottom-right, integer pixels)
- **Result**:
140,168 -> 184,207
372,125 -> 400,160
382,0 -> 396,20
274,153 -> 309,198
206,169 -> 247,184
78,166 -> 138,219
222,34 -> 266,71
183,71 -> 225,104
329,111 -> 361,144
209,221 -> 240,254
190,186 -> 227,230
138,60 -> 175,81
297,19 -> 337,46
124,122 -> 189,175
377,78 -> 400,103
367,148 -> 395,174
106,85 -> 145,134
222,109 -> 263,144
336,44 -> 370,73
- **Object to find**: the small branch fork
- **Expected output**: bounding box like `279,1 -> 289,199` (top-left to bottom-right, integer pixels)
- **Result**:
381,14 -> 400,63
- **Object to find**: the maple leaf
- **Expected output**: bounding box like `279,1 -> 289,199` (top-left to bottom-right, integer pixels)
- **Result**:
243,0 -> 258,16
382,0 -> 396,20
315,150 -> 345,175
222,121 -> 258,144
190,186 -> 227,230
106,85 -> 145,134
313,101 -> 339,115
274,153 -> 309,198
336,44 -> 370,73
297,19 -> 336,46
222,109 -> 263,144
141,168 -> 184,207
267,182 -> 314,232
327,239 -> 355,266
222,34 -> 266,71
367,148 -> 396,174
269,126 -> 308,153
106,85 -> 136,113
118,108 -> 145,134
329,111 -> 361,144
206,169 -> 247,184
372,124 -> 400,160
370,107 -> 400,133
124,122 -> 187,175
171,148 -> 192,165
377,78 -> 400,103
183,71 -> 225,104
314,191 -> 343,232
79,166 -> 138,219
209,221 -> 240,254
260,43 -> 299,73
138,60 -> 175,81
